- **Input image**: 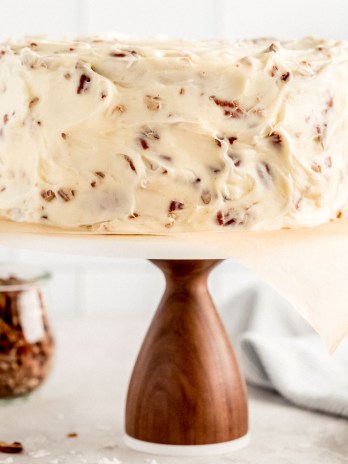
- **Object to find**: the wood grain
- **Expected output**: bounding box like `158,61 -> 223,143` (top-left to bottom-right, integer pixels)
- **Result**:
125,259 -> 248,445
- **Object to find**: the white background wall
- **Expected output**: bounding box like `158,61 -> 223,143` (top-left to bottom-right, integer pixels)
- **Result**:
0,0 -> 347,316
1,0 -> 348,41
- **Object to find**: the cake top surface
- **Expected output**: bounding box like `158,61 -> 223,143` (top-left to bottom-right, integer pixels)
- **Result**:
2,35 -> 348,63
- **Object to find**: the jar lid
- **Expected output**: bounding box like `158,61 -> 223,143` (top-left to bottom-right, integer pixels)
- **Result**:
0,263 -> 51,291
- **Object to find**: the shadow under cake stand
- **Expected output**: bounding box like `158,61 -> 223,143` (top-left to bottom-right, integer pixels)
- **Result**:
0,221 -> 249,456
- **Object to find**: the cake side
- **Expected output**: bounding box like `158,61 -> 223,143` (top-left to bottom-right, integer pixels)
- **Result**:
0,36 -> 347,233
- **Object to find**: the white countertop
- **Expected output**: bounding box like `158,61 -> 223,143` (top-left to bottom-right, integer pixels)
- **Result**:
1,314 -> 347,464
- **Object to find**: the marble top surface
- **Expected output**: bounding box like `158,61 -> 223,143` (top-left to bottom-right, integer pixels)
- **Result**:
1,314 -> 347,464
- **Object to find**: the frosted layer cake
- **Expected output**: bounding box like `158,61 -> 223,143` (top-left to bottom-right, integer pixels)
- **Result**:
0,36 -> 347,232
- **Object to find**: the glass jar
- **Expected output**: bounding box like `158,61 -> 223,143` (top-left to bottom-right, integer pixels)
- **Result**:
0,264 -> 54,398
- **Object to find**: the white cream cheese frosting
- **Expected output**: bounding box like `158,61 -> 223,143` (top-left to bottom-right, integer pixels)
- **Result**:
0,36 -> 348,233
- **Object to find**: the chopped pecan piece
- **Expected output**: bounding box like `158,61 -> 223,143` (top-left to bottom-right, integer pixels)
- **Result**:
314,124 -> 327,148
58,188 -> 75,202
110,50 -> 137,58
229,154 -> 241,167
216,211 -> 236,226
0,441 -> 24,454
41,190 -> 56,202
267,43 -> 278,53
110,52 -> 126,57
77,74 -> 91,94
210,96 -> 245,118
224,107 -> 245,119
217,208 -> 247,226
269,132 -> 282,145
327,97 -> 334,108
112,105 -> 125,114
145,95 -> 161,111
159,154 -> 172,161
124,155 -> 137,173
211,96 -> 237,108
29,97 -> 39,109
169,201 -> 184,213
311,162 -> 322,173
143,129 -> 160,140
139,138 -> 149,150
217,211 -> 224,225
201,190 -> 211,204
280,72 -> 290,81
270,65 -> 278,77
228,136 -> 237,144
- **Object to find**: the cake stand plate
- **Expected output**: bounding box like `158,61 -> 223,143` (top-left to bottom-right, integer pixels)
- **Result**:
0,221 -> 249,456
0,220 -> 238,259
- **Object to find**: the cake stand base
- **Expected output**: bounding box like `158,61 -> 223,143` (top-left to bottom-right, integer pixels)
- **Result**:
125,260 -> 249,456
124,433 -> 250,456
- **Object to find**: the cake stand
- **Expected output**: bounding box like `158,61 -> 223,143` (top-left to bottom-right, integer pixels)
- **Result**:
0,221 -> 249,456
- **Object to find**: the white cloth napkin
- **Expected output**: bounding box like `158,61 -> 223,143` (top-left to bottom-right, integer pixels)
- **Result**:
219,279 -> 348,418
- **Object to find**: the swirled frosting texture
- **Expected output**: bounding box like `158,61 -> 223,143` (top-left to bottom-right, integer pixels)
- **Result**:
0,36 -> 348,232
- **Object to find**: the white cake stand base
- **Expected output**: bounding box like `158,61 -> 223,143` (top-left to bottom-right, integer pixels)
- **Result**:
124,433 -> 250,456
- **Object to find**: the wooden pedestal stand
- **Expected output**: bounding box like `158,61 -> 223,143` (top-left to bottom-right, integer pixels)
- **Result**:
125,260 -> 249,456
0,223 -> 250,457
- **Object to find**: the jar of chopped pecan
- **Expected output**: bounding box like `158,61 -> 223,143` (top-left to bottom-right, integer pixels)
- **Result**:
0,265 -> 54,398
